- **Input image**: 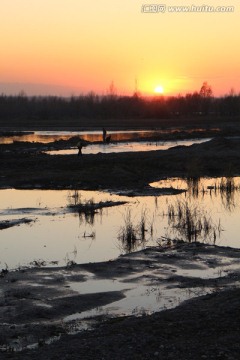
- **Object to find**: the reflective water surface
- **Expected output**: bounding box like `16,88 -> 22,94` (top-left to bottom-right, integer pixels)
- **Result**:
1,176 -> 240,270
0,129 -> 213,144
46,138 -> 210,155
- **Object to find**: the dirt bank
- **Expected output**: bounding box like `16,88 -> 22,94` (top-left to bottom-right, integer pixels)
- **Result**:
1,137 -> 240,191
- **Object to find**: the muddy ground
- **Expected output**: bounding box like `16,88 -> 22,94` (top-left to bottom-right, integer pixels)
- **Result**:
1,241 -> 240,359
0,124 -> 240,359
1,136 -> 240,191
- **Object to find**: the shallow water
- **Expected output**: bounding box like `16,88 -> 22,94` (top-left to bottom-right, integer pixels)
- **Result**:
1,130 -> 151,144
0,177 -> 240,270
63,246 -> 235,323
65,285 -> 210,322
46,138 -> 210,155
0,129 -> 212,144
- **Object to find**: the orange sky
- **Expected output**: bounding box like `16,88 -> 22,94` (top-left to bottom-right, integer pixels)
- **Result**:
1,0 -> 239,96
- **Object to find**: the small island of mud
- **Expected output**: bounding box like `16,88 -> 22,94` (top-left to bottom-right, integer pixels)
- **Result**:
0,218 -> 35,230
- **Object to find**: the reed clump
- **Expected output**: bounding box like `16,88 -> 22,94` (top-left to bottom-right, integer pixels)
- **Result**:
209,177 -> 240,211
118,209 -> 138,252
118,208 -> 154,253
167,200 -> 221,243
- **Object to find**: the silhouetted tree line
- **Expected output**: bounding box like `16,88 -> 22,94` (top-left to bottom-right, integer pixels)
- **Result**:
0,87 -> 240,121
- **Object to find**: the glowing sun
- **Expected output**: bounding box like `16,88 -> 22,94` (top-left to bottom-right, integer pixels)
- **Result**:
154,85 -> 164,94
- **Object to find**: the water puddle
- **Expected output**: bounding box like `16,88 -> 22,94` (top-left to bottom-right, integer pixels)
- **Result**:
1,238 -> 239,353
46,138 -> 210,155
64,286 -> 201,322
62,239 -> 239,328
64,265 -> 220,326
69,278 -> 133,295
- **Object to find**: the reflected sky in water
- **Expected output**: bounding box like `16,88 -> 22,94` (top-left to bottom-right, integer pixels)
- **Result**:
0,177 -> 240,269
0,129 -> 212,144
47,138 -> 210,155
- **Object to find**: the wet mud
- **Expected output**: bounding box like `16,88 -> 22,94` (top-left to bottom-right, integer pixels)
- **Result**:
0,218 -> 35,230
0,241 -> 240,358
67,200 -> 128,212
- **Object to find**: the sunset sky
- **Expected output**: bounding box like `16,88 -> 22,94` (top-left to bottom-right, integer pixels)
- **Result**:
1,0 -> 239,96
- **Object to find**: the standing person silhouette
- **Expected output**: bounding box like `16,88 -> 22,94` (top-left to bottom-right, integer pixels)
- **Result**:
102,128 -> 107,143
77,141 -> 83,156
